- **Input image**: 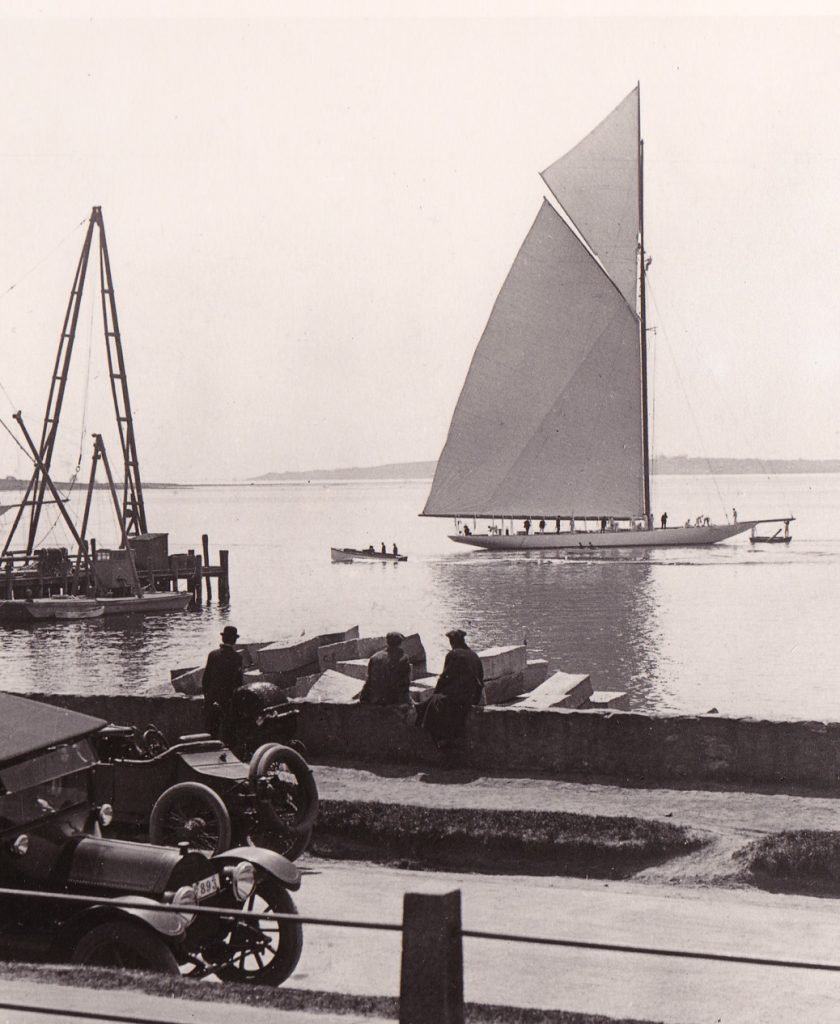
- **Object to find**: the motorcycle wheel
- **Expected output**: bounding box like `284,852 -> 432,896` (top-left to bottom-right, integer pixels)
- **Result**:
215,879 -> 303,985
149,781 -> 233,854
249,744 -> 319,834
71,920 -> 180,974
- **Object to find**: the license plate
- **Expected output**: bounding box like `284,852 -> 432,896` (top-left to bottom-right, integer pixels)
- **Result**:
195,875 -> 221,901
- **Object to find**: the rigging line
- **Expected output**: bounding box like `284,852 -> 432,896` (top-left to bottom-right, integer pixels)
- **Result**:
0,377 -> 18,413
0,218 -> 87,303
645,279 -> 728,518
0,415 -> 35,464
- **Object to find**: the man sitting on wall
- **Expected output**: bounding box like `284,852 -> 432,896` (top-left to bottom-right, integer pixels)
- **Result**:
359,632 -> 413,706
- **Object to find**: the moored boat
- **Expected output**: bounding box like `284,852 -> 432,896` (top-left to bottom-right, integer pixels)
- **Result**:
96,591 -> 193,615
0,596 -> 104,622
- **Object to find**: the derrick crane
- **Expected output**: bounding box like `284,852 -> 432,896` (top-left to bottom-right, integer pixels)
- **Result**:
3,207 -> 147,557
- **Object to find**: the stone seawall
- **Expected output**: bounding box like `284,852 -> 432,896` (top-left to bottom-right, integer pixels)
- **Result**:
21,692 -> 840,791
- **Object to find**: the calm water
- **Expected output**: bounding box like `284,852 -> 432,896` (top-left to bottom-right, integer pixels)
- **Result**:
1,473 -> 838,721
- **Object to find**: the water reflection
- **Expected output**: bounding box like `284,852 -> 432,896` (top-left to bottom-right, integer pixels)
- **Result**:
427,551 -> 663,710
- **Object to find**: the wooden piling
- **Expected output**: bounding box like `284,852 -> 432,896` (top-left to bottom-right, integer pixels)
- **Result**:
192,554 -> 203,605
219,549 -> 230,603
202,534 -> 212,602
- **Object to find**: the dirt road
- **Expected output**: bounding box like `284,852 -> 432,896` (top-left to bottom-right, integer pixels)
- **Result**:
290,858 -> 840,1024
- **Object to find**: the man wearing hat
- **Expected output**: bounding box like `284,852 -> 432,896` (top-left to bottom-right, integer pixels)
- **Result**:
201,625 -> 244,741
417,628 -> 484,751
359,631 -> 413,706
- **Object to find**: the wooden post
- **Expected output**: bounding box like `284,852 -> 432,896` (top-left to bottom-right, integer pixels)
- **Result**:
202,533 -> 212,602
192,554 -> 203,605
219,549 -> 230,603
399,890 -> 463,1024
4,558 -> 11,599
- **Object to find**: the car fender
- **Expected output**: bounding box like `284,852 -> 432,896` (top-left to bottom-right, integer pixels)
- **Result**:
55,898 -> 186,955
212,846 -> 301,891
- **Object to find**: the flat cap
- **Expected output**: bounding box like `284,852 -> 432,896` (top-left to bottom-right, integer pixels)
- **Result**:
445,628 -> 466,640
386,631 -> 405,646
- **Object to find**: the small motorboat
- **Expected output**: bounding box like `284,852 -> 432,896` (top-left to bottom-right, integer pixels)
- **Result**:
331,547 -> 407,563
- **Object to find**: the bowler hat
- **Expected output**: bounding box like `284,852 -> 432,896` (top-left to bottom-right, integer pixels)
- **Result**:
221,625 -> 240,642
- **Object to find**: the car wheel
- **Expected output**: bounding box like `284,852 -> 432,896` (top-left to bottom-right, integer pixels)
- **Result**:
215,879 -> 303,985
71,920 -> 180,974
149,781 -> 233,854
248,822 -> 313,862
249,744 -> 319,835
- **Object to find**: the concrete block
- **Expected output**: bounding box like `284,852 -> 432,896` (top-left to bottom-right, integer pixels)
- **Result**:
401,633 -> 426,665
410,680 -> 435,703
171,666 -> 202,695
523,659 -> 549,690
484,672 -> 525,705
318,638 -> 361,672
304,669 -> 363,704
238,641 -> 273,668
257,626 -> 359,676
334,659 -> 369,681
478,645 -> 527,680
357,636 -> 388,659
585,690 -> 630,711
513,671 -> 593,710
292,673 -> 320,698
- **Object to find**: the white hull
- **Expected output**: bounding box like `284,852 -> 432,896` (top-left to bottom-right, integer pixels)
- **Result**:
450,521 -> 760,550
331,547 -> 407,563
97,592 -> 193,615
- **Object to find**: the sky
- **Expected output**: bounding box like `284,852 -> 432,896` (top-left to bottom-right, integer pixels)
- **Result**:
0,4 -> 838,482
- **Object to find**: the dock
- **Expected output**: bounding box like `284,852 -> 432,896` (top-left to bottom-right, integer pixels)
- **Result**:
1,533 -> 230,605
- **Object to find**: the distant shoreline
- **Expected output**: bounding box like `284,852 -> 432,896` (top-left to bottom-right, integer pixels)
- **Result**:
2,456 -> 837,491
252,456 -> 840,483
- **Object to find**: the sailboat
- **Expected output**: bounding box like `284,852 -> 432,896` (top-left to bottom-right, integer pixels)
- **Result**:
422,86 -> 792,550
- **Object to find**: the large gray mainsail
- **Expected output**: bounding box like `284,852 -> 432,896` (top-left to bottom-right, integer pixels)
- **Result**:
541,87 -> 640,311
422,198 -> 645,519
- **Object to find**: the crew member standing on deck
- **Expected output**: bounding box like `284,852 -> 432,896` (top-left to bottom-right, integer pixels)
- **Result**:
359,632 -> 412,706
416,628 -> 484,753
202,625 -> 244,743
660,512 -> 668,529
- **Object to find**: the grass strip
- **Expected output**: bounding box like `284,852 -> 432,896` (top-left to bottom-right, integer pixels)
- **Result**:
736,829 -> 840,894
311,800 -> 703,877
0,964 -> 661,1023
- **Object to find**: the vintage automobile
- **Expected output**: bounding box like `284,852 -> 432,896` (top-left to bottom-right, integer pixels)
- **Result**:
93,711 -> 319,860
0,692 -> 304,982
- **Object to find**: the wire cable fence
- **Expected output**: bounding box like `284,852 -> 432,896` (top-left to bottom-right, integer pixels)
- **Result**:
1,885 -> 838,1024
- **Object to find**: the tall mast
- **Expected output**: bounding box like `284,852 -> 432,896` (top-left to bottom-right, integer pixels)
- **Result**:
637,86 -> 652,523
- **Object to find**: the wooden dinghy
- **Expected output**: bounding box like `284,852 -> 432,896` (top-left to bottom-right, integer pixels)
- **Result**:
96,591 -> 193,615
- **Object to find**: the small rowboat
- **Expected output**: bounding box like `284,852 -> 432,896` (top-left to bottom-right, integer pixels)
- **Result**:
23,597 -> 104,621
749,520 -> 793,545
331,547 -> 407,563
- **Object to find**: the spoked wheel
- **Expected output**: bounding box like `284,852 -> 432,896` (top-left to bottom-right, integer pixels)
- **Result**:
71,920 -> 180,974
215,879 -> 303,985
248,744 -> 319,841
149,781 -> 232,854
